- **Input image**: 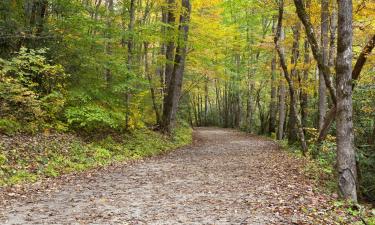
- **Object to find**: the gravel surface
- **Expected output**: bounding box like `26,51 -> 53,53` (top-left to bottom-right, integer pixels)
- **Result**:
0,128 -> 324,225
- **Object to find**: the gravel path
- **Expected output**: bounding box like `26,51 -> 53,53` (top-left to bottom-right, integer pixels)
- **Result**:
0,128 -> 321,225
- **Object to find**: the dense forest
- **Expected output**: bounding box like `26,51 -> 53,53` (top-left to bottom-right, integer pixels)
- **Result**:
0,0 -> 374,219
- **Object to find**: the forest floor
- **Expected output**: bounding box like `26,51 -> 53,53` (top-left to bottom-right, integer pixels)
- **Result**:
0,128 -> 367,224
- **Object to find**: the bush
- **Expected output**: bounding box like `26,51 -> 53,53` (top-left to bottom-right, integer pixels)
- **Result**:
0,119 -> 21,135
0,47 -> 68,133
65,104 -> 124,131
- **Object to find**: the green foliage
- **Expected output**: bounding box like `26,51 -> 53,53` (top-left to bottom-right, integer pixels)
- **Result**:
357,145 -> 375,202
65,104 -> 124,131
0,119 -> 21,135
2,47 -> 67,94
0,47 -> 68,133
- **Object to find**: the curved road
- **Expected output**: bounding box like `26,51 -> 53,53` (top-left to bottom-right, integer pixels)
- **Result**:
1,128 -> 326,224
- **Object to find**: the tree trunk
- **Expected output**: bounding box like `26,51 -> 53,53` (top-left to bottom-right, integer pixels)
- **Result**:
300,1 -> 310,130
288,23 -> 301,144
161,0 -> 191,133
336,0 -> 357,202
164,0 -> 176,90
144,42 -> 161,124
318,34 -> 375,142
215,79 -> 222,125
329,7 -> 337,69
275,0 -> 308,154
318,0 -> 329,131
269,18 -> 277,135
278,79 -> 286,140
104,0 -> 114,87
157,5 -> 169,105
204,76 -> 209,125
124,0 -> 136,130
293,0 -> 337,105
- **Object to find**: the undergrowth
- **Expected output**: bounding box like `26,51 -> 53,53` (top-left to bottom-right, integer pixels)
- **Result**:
0,125 -> 192,186
277,137 -> 375,224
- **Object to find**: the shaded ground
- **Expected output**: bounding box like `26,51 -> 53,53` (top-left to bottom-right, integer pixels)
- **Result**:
0,128 -> 354,224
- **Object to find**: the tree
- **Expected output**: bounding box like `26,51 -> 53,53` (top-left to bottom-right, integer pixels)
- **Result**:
161,0 -> 192,133
274,0 -> 307,154
336,0 -> 357,202
318,0 -> 329,132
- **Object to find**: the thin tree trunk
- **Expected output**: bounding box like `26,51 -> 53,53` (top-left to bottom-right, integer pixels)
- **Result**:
300,0 -> 310,130
269,18 -> 277,135
275,0 -> 308,154
158,6 -> 169,103
336,0 -> 357,202
329,7 -> 337,69
105,0 -> 114,87
318,0 -> 329,131
278,80 -> 286,140
215,79 -> 222,125
288,23 -> 301,144
124,0 -> 136,130
204,76 -> 209,125
144,42 -> 161,124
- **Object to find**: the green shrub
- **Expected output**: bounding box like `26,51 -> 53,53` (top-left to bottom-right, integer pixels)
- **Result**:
0,119 -> 21,135
65,104 -> 124,131
0,47 -> 68,133
93,147 -> 112,165
0,153 -> 7,165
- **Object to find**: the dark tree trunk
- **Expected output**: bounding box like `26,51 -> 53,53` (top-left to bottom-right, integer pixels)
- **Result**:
336,0 -> 357,202
105,0 -> 114,87
278,80 -> 286,140
161,0 -> 191,133
164,0 -> 176,90
204,76 -> 209,125
318,0 -> 329,131
144,43 -> 161,124
269,18 -> 277,135
124,0 -> 136,130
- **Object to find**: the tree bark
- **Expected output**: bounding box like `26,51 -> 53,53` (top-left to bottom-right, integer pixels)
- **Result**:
104,0 -> 114,87
164,0 -> 176,90
288,23 -> 301,144
124,0 -> 136,130
318,0 -> 329,131
161,0 -> 191,133
278,79 -> 286,140
204,76 -> 209,125
269,18 -> 277,135
299,0 -> 311,131
275,0 -> 308,154
336,0 -> 357,202
329,7 -> 338,69
317,34 -> 375,142
144,42 -> 161,124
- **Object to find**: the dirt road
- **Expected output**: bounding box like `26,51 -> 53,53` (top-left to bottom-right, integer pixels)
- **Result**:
0,128 -> 336,224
